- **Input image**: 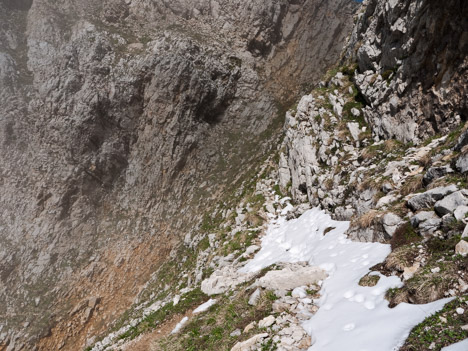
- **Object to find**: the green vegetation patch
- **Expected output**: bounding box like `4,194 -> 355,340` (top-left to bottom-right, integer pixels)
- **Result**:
400,296 -> 468,351
154,286 -> 276,351
118,288 -> 208,341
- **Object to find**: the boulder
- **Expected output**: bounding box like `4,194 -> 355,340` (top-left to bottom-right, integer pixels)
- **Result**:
231,333 -> 269,351
419,218 -> 442,235
257,264 -> 326,292
258,315 -> 276,328
423,165 -> 453,185
455,240 -> 468,256
454,206 -> 468,221
462,224 -> 468,238
410,211 -> 439,227
454,129 -> 468,151
347,122 -> 361,141
407,185 -> 458,211
434,191 -> 468,216
248,288 -> 261,306
382,213 -> 402,237
455,152 -> 468,173
201,266 -> 254,295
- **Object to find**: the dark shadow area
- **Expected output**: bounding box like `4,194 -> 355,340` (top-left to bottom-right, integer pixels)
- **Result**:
0,0 -> 33,11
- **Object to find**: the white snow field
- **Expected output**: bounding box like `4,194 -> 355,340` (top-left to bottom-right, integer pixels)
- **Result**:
241,207 -> 451,351
442,338 -> 468,351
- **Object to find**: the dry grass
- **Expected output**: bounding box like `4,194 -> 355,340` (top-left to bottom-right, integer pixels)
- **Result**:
383,139 -> 400,152
400,174 -> 424,196
361,148 -> 378,161
385,245 -> 419,272
417,153 -> 432,168
358,274 -> 380,287
357,177 -> 380,192
352,210 -> 382,229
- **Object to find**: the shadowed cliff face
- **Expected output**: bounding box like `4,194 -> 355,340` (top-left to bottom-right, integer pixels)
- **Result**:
0,0 -> 358,349
347,0 -> 468,143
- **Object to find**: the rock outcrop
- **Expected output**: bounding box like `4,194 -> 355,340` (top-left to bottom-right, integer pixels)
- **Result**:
348,0 -> 467,144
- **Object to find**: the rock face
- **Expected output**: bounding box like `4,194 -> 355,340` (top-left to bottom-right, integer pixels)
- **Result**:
0,0 -> 358,349
347,0 -> 468,144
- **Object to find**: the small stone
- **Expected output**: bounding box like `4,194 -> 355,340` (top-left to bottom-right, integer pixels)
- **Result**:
431,267 -> 440,273
351,107 -> 360,117
403,262 -> 420,280
439,316 -> 447,323
230,329 -> 241,337
243,321 -> 256,333
258,315 -> 276,328
456,308 -> 465,315
461,324 -> 468,331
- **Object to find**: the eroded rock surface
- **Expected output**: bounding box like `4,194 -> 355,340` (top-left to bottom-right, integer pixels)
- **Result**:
0,0 -> 358,349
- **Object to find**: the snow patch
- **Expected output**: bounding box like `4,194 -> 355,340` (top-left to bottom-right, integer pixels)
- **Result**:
193,299 -> 217,314
241,208 -> 451,351
170,316 -> 189,334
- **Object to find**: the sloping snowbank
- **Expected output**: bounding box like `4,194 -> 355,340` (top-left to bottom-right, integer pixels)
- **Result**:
241,208 -> 451,351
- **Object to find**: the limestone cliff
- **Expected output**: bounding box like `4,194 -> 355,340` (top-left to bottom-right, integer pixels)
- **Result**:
0,0 -> 357,349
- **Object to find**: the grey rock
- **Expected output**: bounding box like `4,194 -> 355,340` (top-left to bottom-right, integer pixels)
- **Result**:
248,288 -> 261,306
346,220 -> 388,243
423,165 -> 453,185
410,211 -> 439,227
454,130 -> 468,152
347,122 -> 361,141
407,185 -> 458,211
257,264 -> 327,293
463,224 -> 468,238
434,191 -> 468,216
455,152 -> 468,173
419,218 -> 442,236
455,241 -> 468,256
382,213 -> 402,237
454,206 -> 468,221
382,182 -> 394,194
345,0 -> 467,143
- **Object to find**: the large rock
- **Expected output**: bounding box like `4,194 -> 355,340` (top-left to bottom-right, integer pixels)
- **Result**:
410,211 -> 439,227
201,266 -> 255,295
382,213 -> 402,237
231,333 -> 269,351
455,152 -> 468,173
257,264 -> 327,292
407,185 -> 458,211
423,165 -> 453,185
455,240 -> 468,256
434,191 -> 468,216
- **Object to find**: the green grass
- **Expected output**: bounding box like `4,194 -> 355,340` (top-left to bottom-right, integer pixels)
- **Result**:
154,285 -> 276,351
118,288 -> 208,341
400,296 -> 468,351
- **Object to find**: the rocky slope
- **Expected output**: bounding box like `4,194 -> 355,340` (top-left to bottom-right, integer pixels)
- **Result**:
0,0 -> 359,350
2,0 -> 467,350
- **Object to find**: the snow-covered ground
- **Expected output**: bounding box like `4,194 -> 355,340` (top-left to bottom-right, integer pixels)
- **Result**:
242,207 -> 451,351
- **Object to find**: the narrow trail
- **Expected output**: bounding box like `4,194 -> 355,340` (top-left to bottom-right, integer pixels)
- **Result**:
241,207 -> 450,351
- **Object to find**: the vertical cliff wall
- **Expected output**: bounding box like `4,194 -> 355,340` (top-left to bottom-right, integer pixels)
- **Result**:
0,0 -> 358,349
